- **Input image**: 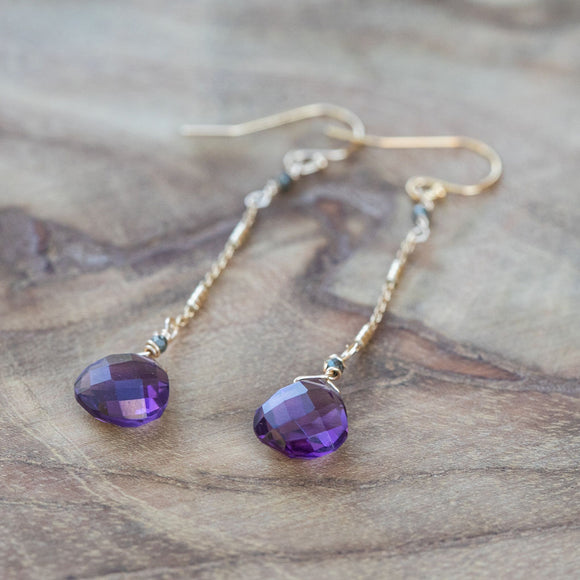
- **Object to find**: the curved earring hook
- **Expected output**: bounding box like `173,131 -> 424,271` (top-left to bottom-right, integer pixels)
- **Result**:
180,103 -> 366,167
325,127 -> 502,200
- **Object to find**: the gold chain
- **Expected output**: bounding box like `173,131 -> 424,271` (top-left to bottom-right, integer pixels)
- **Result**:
322,184 -> 445,383
339,224 -> 421,363
141,154 -> 331,358
140,120 -> 500,378
162,103 -> 366,361
141,189 -> 267,357
316,127 -> 501,385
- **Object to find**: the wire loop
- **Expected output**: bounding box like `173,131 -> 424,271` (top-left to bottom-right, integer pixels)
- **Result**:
325,127 -> 502,199
181,103 -> 366,165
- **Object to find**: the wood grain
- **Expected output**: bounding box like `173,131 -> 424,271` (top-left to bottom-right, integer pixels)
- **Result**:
0,1 -> 579,579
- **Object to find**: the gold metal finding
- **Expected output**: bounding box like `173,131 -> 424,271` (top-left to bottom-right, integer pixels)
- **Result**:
181,103 -> 366,169
324,126 -> 503,368
142,204 -> 259,358
293,374 -> 341,394
325,127 -> 502,201
143,106 -> 503,392
339,226 -> 420,363
142,104 -> 367,357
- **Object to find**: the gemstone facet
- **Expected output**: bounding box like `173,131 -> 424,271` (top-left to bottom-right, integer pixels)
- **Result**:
74,353 -> 169,427
253,378 -> 348,459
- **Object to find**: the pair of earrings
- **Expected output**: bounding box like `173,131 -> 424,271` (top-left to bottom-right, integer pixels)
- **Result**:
73,103 -> 502,459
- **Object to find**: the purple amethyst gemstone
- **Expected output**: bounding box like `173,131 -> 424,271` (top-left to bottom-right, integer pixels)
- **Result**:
74,353 -> 169,427
253,378 -> 348,459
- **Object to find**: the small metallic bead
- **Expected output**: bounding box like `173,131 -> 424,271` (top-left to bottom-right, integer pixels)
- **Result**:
277,171 -> 293,193
151,334 -> 168,353
324,355 -> 345,375
187,282 -> 208,310
229,220 -> 250,246
387,259 -> 402,285
412,203 -> 430,224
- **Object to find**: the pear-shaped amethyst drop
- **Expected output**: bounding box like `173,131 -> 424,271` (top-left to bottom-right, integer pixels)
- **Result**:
253,377 -> 348,459
74,353 -> 169,427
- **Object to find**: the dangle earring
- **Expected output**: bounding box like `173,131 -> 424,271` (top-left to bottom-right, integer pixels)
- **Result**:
253,128 -> 502,458
73,104 -> 366,427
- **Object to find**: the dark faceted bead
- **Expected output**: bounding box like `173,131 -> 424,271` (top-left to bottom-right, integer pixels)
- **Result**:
152,334 -> 168,353
324,356 -> 345,375
412,203 -> 430,224
278,171 -> 293,192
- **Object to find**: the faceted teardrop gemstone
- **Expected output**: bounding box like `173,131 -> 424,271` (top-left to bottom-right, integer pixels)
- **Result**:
74,353 -> 169,427
253,377 -> 348,459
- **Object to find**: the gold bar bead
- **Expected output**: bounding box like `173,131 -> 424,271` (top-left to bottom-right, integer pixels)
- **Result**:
229,221 -> 250,246
187,283 -> 208,308
355,323 -> 373,346
387,259 -> 402,284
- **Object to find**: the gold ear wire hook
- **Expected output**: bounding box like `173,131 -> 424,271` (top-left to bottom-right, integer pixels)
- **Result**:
325,126 -> 502,200
180,103 -> 366,164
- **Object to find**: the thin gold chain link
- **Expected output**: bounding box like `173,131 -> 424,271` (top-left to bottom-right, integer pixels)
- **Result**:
142,193 -> 263,357
339,227 -> 420,363
141,155 -> 329,358
332,185 -> 442,375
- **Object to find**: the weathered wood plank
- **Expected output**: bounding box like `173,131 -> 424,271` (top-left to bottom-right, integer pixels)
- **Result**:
0,1 -> 578,578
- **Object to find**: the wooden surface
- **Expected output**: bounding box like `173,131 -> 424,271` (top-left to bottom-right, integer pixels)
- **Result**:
1,2 -> 579,579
